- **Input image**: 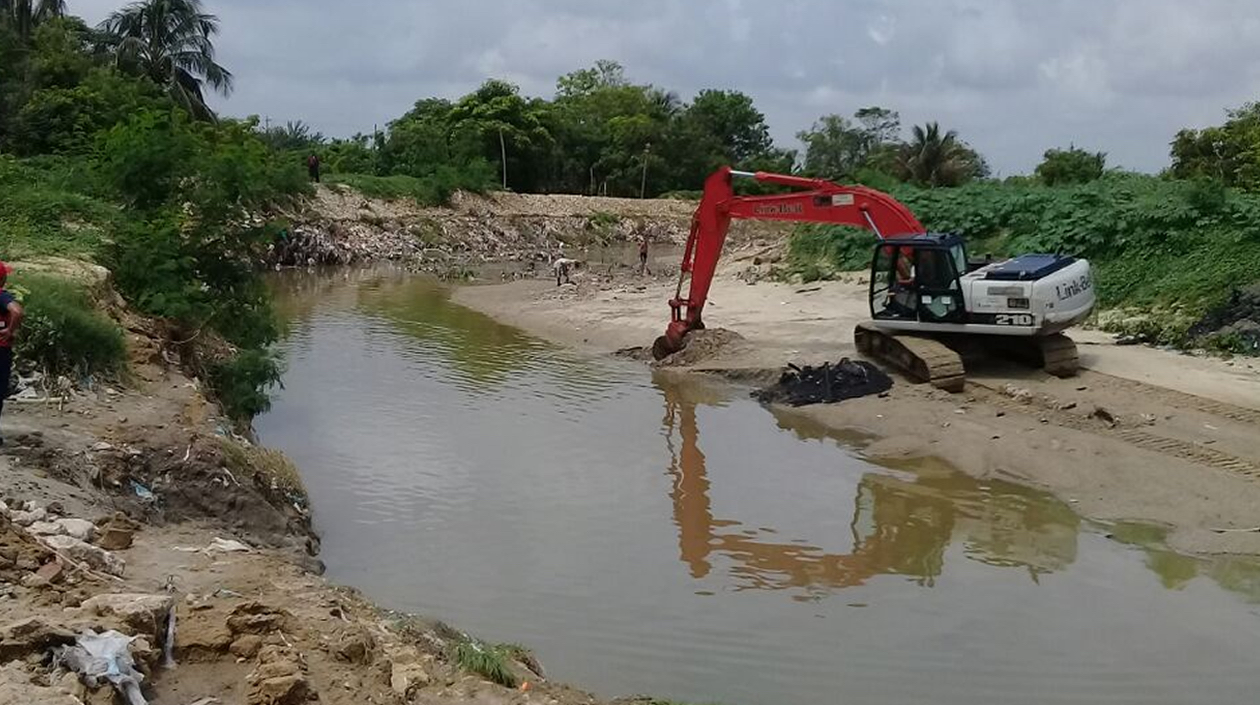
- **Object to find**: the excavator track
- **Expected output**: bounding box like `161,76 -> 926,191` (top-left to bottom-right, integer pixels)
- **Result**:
978,332 -> 1081,378
1035,333 -> 1080,378
855,323 -> 965,392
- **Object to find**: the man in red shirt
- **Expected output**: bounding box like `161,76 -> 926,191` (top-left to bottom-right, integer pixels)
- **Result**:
0,262 -> 25,446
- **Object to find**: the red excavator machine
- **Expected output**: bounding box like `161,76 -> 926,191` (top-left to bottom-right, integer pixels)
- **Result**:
653,167 -> 1096,390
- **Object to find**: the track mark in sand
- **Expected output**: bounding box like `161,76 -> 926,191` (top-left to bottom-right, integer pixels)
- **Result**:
1080,371 -> 1260,426
968,382 -> 1260,479
1111,428 -> 1260,478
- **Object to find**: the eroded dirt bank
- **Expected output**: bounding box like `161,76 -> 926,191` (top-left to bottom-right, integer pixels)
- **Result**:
0,279 -> 619,704
453,255 -> 1260,559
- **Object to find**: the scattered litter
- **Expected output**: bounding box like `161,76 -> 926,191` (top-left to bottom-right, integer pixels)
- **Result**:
173,539 -> 252,556
186,699 -> 220,705
209,538 -> 252,553
163,606 -> 177,669
1210,526 -> 1260,534
131,482 -> 156,502
794,286 -> 822,294
753,359 -> 893,407
54,630 -> 148,705
1204,423 -> 1219,431
90,442 -> 115,452
1001,384 -> 1034,403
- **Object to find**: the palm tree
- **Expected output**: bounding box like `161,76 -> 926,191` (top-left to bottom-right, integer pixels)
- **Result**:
1,0 -> 65,41
99,0 -> 232,120
895,122 -> 982,187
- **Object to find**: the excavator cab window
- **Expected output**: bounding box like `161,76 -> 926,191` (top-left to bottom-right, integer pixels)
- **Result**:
871,245 -> 917,320
870,239 -> 967,323
915,247 -> 965,323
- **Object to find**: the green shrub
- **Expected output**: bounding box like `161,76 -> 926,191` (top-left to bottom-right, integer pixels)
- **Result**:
208,348 -> 283,422
451,639 -> 518,688
785,223 -> 876,279
11,274 -> 125,378
0,155 -> 117,260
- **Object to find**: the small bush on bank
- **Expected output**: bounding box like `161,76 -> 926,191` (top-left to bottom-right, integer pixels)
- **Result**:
208,348 -> 283,422
216,436 -> 305,498
451,639 -> 519,688
11,274 -> 125,378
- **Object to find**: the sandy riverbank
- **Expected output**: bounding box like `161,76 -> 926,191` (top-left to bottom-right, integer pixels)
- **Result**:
453,263 -> 1260,558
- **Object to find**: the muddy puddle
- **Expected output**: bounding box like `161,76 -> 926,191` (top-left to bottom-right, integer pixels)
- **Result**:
258,266 -> 1260,705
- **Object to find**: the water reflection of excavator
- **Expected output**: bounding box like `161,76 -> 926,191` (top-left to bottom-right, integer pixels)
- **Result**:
659,376 -> 1080,593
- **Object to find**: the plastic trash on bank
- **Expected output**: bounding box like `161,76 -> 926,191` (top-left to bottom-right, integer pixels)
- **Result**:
53,630 -> 149,705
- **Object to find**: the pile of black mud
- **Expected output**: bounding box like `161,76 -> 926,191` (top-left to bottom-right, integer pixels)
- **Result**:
1188,283 -> 1260,353
753,359 -> 893,406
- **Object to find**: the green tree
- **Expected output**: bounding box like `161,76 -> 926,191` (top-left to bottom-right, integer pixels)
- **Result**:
797,114 -> 865,178
894,122 -> 986,187
12,66 -> 167,155
258,120 -> 324,152
379,98 -> 457,177
549,61 -> 674,194
681,89 -> 773,165
555,59 -> 628,99
1035,145 -> 1106,186
854,106 -> 901,146
0,0 -> 64,41
100,0 -> 232,120
447,79 -> 553,191
798,107 -> 901,180
1170,103 -> 1260,189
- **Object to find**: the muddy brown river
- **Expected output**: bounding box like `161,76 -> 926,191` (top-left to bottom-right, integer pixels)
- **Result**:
257,266 -> 1260,705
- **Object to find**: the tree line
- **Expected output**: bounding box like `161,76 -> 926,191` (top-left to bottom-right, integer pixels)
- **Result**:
1,0 -> 307,420
266,60 -> 998,198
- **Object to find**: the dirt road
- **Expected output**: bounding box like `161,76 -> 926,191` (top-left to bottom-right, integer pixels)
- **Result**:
455,264 -> 1260,558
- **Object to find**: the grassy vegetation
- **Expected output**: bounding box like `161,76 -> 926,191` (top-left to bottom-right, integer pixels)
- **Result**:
216,435 -> 306,498
0,156 -> 118,261
783,174 -> 1260,347
326,167 -> 493,207
11,273 -> 126,379
451,638 -> 520,687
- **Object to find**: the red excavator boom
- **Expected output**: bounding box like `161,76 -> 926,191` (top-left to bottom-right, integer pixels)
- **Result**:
655,166 -> 926,358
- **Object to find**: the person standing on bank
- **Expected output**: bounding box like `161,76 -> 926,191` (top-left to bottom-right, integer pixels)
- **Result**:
307,153 -> 321,183
0,262 -> 25,446
638,234 -> 652,276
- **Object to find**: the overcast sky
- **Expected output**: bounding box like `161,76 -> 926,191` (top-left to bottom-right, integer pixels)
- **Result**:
71,0 -> 1260,175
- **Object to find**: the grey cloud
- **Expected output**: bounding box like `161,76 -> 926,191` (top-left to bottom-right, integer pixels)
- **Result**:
68,0 -> 1260,173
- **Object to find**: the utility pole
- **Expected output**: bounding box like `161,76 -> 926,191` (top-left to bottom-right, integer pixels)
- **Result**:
499,128 -> 508,189
640,142 -> 652,199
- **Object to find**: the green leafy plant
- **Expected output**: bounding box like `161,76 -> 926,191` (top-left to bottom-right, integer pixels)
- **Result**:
451,638 -> 519,688
12,273 -> 125,378
207,348 -> 283,422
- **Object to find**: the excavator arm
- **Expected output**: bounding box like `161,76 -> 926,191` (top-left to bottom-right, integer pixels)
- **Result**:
654,166 -> 926,359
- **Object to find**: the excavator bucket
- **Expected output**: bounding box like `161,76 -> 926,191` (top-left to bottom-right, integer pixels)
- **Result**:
653,319 -> 696,361
652,335 -> 678,361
